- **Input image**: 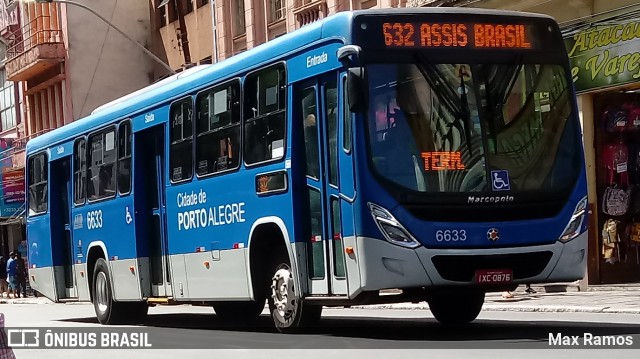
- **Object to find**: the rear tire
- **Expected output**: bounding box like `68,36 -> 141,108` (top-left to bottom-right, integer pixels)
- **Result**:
268,253 -> 322,333
92,258 -> 121,324
427,289 -> 484,325
213,300 -> 265,322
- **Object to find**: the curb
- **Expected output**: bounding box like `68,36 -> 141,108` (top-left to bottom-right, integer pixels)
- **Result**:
0,299 -> 52,305
348,304 -> 640,314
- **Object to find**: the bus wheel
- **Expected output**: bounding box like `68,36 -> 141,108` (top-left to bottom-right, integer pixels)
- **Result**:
92,258 -> 121,324
427,289 -> 484,326
213,300 -> 265,322
268,254 -> 322,333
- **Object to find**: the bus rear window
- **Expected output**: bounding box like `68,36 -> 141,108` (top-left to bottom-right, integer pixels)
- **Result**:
28,153 -> 48,215
170,98 -> 194,182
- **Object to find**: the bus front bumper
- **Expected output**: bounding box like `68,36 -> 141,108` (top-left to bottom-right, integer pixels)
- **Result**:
352,232 -> 587,294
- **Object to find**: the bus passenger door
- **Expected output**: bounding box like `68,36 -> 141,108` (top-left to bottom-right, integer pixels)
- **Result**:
134,126 -> 172,297
50,157 -> 77,299
298,75 -> 348,296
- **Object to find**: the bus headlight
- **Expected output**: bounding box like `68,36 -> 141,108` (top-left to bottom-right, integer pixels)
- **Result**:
559,196 -> 588,242
368,202 -> 421,249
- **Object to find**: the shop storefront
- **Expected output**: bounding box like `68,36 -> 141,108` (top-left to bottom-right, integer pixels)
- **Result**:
564,10 -> 640,284
0,138 -> 26,261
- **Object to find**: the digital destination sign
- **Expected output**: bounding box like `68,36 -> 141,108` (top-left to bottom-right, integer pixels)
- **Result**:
382,22 -> 535,49
421,151 -> 466,171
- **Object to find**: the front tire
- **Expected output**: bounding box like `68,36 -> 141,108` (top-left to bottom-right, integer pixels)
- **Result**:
268,254 -> 322,333
427,289 -> 484,325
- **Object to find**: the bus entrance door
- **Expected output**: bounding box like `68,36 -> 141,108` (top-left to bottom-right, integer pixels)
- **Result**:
50,157 -> 77,299
134,126 -> 172,298
299,76 -> 348,296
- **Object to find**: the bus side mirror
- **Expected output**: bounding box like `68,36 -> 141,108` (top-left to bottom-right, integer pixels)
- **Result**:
347,67 -> 368,113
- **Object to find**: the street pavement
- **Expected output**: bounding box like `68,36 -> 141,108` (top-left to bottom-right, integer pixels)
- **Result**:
1,284 -> 640,314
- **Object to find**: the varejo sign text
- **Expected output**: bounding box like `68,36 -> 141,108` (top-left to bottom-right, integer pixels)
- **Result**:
382,22 -> 533,49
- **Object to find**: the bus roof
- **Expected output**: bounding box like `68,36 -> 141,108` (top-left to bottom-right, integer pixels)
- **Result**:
26,7 -> 553,155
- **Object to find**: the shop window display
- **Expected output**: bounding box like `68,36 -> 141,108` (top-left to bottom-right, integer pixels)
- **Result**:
596,94 -> 640,283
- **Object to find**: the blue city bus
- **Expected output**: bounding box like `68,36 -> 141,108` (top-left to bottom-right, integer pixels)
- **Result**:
25,8 -> 587,333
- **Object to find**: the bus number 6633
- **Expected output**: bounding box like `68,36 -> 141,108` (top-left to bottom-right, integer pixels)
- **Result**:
87,210 -> 103,230
435,229 -> 467,242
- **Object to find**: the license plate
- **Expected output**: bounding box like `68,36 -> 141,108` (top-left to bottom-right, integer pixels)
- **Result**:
475,269 -> 513,284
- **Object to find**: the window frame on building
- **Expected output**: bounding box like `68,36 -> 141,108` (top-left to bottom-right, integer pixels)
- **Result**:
0,70 -> 17,132
268,0 -> 286,24
232,0 -> 246,37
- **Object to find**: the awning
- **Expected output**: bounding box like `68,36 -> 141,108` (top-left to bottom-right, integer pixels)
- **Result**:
0,208 -> 25,226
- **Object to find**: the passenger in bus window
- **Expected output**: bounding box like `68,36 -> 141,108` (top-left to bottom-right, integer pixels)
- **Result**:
304,114 -> 319,178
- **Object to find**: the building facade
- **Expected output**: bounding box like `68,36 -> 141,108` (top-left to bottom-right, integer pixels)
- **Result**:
0,0 -> 163,259
0,0 -> 26,262
152,0 -> 409,69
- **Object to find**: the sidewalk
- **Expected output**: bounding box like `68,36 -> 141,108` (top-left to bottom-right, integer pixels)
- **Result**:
1,286 -> 639,314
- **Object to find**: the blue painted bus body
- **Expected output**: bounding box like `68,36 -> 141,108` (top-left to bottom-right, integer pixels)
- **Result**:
25,8 -> 587,306
26,14 -> 354,270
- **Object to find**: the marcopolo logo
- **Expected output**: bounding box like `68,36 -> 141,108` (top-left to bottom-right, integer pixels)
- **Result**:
467,195 -> 515,204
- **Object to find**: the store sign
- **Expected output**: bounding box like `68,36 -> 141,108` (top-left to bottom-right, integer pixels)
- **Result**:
564,15 -> 640,93
0,139 -> 25,217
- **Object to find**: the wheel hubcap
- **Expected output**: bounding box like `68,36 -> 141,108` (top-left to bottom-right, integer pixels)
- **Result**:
96,272 -> 109,313
271,266 -> 296,321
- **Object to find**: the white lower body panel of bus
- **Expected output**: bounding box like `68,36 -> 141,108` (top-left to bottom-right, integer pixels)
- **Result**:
351,231 -> 587,294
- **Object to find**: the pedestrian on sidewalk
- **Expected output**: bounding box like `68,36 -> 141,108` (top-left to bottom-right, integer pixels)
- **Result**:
15,253 -> 27,299
502,284 -> 537,298
0,313 -> 17,359
0,256 -> 7,298
5,252 -> 17,299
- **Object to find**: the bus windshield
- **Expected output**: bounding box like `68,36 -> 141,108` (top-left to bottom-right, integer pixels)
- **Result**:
366,58 -> 580,197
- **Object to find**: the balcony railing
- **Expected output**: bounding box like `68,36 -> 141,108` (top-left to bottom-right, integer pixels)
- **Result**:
5,16 -> 64,81
0,129 -> 52,163
294,0 -> 326,27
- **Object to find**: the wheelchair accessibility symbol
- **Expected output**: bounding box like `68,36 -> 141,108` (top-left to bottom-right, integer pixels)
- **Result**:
491,170 -> 511,191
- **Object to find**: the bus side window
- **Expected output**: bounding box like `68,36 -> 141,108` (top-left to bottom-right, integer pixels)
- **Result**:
243,65 -> 286,165
170,98 -> 194,182
74,139 -> 86,205
195,80 -> 240,176
300,88 -> 319,179
88,129 -> 117,201
342,77 -> 352,152
27,152 -> 48,216
118,121 -> 132,194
